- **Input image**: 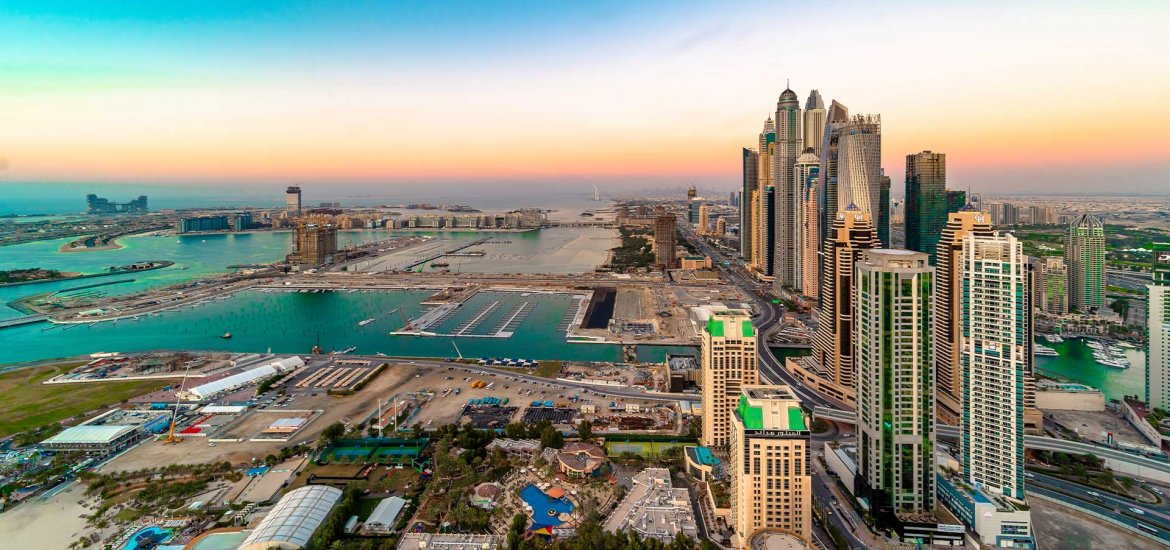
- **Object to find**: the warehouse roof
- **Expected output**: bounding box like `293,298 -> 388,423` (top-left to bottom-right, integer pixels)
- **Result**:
42,425 -> 136,445
238,485 -> 342,550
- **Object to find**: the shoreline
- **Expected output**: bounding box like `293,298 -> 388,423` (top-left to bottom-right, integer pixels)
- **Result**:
0,261 -> 173,288
59,238 -> 125,253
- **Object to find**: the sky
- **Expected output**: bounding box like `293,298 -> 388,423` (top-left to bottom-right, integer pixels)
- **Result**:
0,0 -> 1167,196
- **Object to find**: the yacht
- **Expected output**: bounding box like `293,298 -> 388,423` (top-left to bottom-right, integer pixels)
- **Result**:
1034,344 -> 1059,357
1041,333 -> 1064,344
358,318 -> 376,326
1086,340 -> 1105,351
1096,356 -> 1129,369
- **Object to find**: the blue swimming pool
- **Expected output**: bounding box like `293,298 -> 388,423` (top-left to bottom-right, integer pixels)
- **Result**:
121,526 -> 172,550
520,484 -> 573,528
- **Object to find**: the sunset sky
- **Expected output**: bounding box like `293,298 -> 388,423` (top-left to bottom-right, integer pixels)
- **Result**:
0,1 -> 1167,194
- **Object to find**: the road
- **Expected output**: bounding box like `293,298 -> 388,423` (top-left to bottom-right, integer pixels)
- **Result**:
1027,476 -> 1170,544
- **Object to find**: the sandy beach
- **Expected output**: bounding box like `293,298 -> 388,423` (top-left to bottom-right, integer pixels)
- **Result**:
1,482 -> 92,549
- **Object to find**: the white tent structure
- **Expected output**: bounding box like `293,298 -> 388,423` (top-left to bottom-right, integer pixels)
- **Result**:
179,356 -> 304,401
238,485 -> 342,550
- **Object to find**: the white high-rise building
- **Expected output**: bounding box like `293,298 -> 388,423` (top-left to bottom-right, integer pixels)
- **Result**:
959,232 -> 1030,501
773,88 -> 803,291
855,249 -> 936,519
836,114 -> 882,216
1147,243 -> 1170,410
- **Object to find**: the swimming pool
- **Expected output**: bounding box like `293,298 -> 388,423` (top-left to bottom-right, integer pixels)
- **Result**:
520,484 -> 573,528
121,526 -> 172,550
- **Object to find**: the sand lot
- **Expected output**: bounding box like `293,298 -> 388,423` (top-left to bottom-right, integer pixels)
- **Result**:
1,482 -> 93,550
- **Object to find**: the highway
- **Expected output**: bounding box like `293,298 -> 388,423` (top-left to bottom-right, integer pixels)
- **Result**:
1027,473 -> 1170,544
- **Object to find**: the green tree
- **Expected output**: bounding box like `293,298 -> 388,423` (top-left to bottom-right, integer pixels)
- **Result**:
540,425 -> 564,449
576,420 -> 594,443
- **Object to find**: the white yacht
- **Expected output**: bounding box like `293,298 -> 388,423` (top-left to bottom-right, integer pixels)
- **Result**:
1034,344 -> 1059,357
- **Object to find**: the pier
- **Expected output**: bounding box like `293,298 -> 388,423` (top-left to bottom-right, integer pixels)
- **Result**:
0,314 -> 49,328
402,237 -> 492,270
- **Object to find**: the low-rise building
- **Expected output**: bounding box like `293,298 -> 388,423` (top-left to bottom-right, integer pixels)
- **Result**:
555,442 -> 608,478
397,534 -> 501,550
603,468 -> 698,542
472,482 -> 501,510
936,473 -> 1034,548
364,496 -> 407,534
681,255 -> 713,270
485,438 -> 541,457
683,446 -> 721,482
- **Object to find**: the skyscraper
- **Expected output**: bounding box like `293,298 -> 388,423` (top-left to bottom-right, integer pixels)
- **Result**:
933,209 -> 994,425
1033,256 -> 1069,315
904,151 -> 950,262
809,206 -> 879,404
759,186 -> 776,278
803,90 -> 826,159
774,88 -> 803,290
878,171 -> 891,247
741,148 -> 759,259
291,222 -> 337,265
818,101 -> 850,249
687,185 -> 697,200
730,385 -> 810,545
1065,213 -> 1106,312
855,249 -> 936,528
959,232 -> 1030,501
689,197 -> 703,225
754,118 -> 776,277
1147,243 -> 1170,410
715,217 -> 726,238
700,310 -> 758,448
836,115 -> 882,218
285,185 -> 302,215
797,150 -> 821,299
653,214 -> 677,269
698,203 -> 710,235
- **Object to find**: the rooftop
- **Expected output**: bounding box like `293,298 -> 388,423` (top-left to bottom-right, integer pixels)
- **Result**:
42,424 -> 136,445
238,485 -> 342,550
602,468 -> 698,542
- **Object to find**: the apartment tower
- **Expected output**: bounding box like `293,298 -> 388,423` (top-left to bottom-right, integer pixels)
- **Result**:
653,214 -> 677,269
701,310 -> 758,448
730,385 -> 811,546
854,249 -> 936,526
774,88 -> 803,290
904,151 -> 949,262
1147,243 -> 1170,410
803,90 -> 827,159
933,209 -> 994,424
285,185 -> 302,215
1065,213 -> 1106,312
960,232 -> 1030,501
817,101 -> 850,249
698,203 -> 710,235
836,115 -> 882,222
741,148 -> 759,259
810,206 -> 879,404
797,151 -> 821,299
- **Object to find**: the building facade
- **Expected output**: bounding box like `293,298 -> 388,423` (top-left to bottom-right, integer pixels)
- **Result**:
741,148 -> 759,259
292,223 -> 338,265
803,90 -> 826,159
1065,213 -> 1106,312
793,149 -> 820,295
809,206 -> 879,405
799,160 -> 821,300
653,214 -> 677,269
1033,256 -> 1069,315
959,232 -> 1030,501
729,385 -> 811,546
698,203 -> 710,235
836,115 -> 882,223
1148,243 -> 1170,410
817,101 -> 850,251
285,185 -> 302,215
933,210 -> 995,425
854,250 -> 937,528
701,310 -> 758,448
774,88 -> 803,291
904,151 -> 949,263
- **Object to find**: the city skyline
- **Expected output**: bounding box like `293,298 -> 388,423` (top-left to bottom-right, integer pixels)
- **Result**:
0,2 -> 1167,193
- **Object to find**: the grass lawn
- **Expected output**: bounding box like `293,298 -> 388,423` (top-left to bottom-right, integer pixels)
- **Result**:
605,440 -> 686,457
0,364 -> 169,438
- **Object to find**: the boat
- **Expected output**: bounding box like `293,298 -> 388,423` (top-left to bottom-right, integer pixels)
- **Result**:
221,333 -> 232,339
330,346 -> 357,355
1041,333 -> 1064,344
1117,341 -> 1136,349
1034,344 -> 1059,357
375,352 -> 388,357
1096,357 -> 1129,369
1086,340 -> 1105,351
358,318 -> 376,326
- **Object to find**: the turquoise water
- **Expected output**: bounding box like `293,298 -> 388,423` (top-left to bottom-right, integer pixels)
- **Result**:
0,289 -> 623,365
521,484 -> 574,528
0,231 -> 385,320
187,531 -> 249,550
1035,337 -> 1146,401
121,526 -> 172,550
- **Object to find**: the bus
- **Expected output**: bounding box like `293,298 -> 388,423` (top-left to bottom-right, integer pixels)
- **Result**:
1136,523 -> 1159,535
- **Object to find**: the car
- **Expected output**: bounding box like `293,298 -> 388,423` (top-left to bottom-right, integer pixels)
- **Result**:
1087,491 -> 1100,498
1130,507 -> 1146,515
208,442 -> 217,447
1024,472 -> 1035,479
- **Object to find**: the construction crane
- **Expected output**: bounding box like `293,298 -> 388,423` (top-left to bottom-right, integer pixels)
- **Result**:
164,361 -> 193,444
451,340 -> 463,361
395,308 -> 413,332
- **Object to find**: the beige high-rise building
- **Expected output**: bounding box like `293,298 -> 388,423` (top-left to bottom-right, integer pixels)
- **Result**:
291,222 -> 337,265
836,115 -> 882,216
698,203 -> 710,235
730,385 -> 811,546
285,185 -> 302,215
794,148 -> 820,297
803,90 -> 827,159
750,188 -> 763,271
701,310 -> 758,448
715,217 -> 726,238
774,88 -> 803,291
933,209 -> 994,425
753,118 -> 776,277
807,206 -> 878,405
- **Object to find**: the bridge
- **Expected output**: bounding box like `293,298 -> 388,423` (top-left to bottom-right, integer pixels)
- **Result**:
0,314 -> 50,329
